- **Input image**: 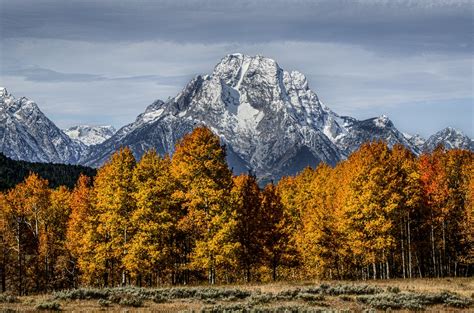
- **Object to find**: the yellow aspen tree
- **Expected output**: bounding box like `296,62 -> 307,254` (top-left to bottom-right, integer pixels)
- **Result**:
297,163 -> 343,278
170,126 -> 237,284
124,150 -> 176,286
66,174 -> 93,286
390,144 -> 424,279
41,186 -> 71,290
342,142 -> 401,279
91,147 -> 136,286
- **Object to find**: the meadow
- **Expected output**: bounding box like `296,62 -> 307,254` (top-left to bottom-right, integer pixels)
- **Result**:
0,278 -> 472,312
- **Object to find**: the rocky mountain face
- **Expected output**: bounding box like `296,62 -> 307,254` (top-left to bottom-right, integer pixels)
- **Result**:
0,87 -> 84,164
1,54 -> 472,181
81,54 -> 470,181
64,125 -> 116,146
422,127 -> 474,152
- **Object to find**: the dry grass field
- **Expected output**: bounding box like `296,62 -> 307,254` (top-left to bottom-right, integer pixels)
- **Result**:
0,278 -> 472,312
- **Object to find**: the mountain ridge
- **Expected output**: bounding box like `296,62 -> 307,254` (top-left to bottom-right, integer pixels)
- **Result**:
1,54 -> 472,181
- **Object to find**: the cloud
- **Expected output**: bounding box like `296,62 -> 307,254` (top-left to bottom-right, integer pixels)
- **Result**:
1,0 -> 472,55
3,66 -> 194,85
0,0 -> 471,137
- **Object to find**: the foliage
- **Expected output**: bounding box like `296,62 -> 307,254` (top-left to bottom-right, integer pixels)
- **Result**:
0,127 -> 472,294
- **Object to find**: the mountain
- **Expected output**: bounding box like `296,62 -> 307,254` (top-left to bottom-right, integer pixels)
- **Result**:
2,55 -> 472,182
423,127 -> 473,152
64,125 -> 116,146
403,133 -> 426,152
81,54 -> 423,181
0,87 -> 84,164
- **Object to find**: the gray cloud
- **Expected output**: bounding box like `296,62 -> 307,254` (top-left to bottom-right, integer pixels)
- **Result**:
0,0 -> 472,137
4,66 -> 193,86
1,0 -> 472,55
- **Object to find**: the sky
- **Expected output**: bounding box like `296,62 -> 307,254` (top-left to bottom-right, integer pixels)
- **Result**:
0,0 -> 472,138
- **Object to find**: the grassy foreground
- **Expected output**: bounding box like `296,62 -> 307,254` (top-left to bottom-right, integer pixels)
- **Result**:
0,278 -> 473,312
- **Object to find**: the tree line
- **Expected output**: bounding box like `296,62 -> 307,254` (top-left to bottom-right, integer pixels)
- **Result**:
0,152 -> 96,191
0,126 -> 472,294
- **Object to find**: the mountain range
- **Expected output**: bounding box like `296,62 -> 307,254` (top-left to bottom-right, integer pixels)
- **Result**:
1,54 -> 472,182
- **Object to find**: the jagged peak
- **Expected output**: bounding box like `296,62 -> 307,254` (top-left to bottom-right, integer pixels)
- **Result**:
145,99 -> 165,113
373,114 -> 392,128
0,87 -> 8,97
213,54 -> 281,85
284,70 -> 309,91
438,126 -> 464,136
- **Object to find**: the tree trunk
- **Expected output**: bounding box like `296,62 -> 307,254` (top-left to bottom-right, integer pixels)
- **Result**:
17,220 -> 23,295
272,259 -> 277,281
401,221 -> 406,279
430,220 -> 437,277
407,214 -> 412,279
372,262 -> 376,280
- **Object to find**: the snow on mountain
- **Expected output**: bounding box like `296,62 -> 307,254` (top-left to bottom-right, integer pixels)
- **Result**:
2,55 -> 472,182
64,125 -> 116,146
403,133 -> 426,152
81,54 -> 347,181
0,87 -> 84,163
423,127 -> 473,152
81,54 -> 436,181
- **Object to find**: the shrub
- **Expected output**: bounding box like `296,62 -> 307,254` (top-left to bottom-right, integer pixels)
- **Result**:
201,304 -> 330,313
325,284 -> 382,296
386,286 -> 400,294
276,288 -> 301,300
53,288 -> 110,300
119,296 -> 144,307
97,299 -> 111,307
201,303 -> 251,312
35,301 -> 61,310
0,294 -> 19,303
249,292 -> 275,305
339,295 -> 352,301
357,291 -> 473,310
297,293 -> 324,302
152,294 -> 167,303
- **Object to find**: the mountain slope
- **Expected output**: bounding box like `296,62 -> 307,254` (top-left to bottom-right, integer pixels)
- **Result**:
0,87 -> 84,164
64,125 -> 116,146
2,55 -> 472,182
423,127 -> 473,152
82,54 -> 423,181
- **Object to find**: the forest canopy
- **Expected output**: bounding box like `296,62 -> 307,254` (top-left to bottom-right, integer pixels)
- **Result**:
0,126 -> 472,294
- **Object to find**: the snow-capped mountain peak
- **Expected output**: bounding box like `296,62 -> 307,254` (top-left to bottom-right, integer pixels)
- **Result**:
0,88 -> 84,163
64,125 -> 116,146
423,127 -> 473,151
374,115 -> 392,128
1,55 -> 472,182
0,87 -> 8,98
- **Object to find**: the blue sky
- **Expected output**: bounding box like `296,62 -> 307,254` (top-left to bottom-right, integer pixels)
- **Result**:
0,0 -> 472,137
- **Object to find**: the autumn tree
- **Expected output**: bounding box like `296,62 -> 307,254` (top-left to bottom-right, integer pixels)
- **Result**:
295,163 -> 345,278
231,173 -> 263,282
40,186 -> 71,290
1,173 -> 50,293
171,126 -> 237,284
66,174 -> 93,287
123,150 -> 177,286
261,183 -> 294,281
81,147 -> 136,286
342,142 -> 401,279
390,144 -> 424,278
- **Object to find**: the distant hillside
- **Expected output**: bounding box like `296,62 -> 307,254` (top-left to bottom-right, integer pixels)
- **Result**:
0,153 -> 96,191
